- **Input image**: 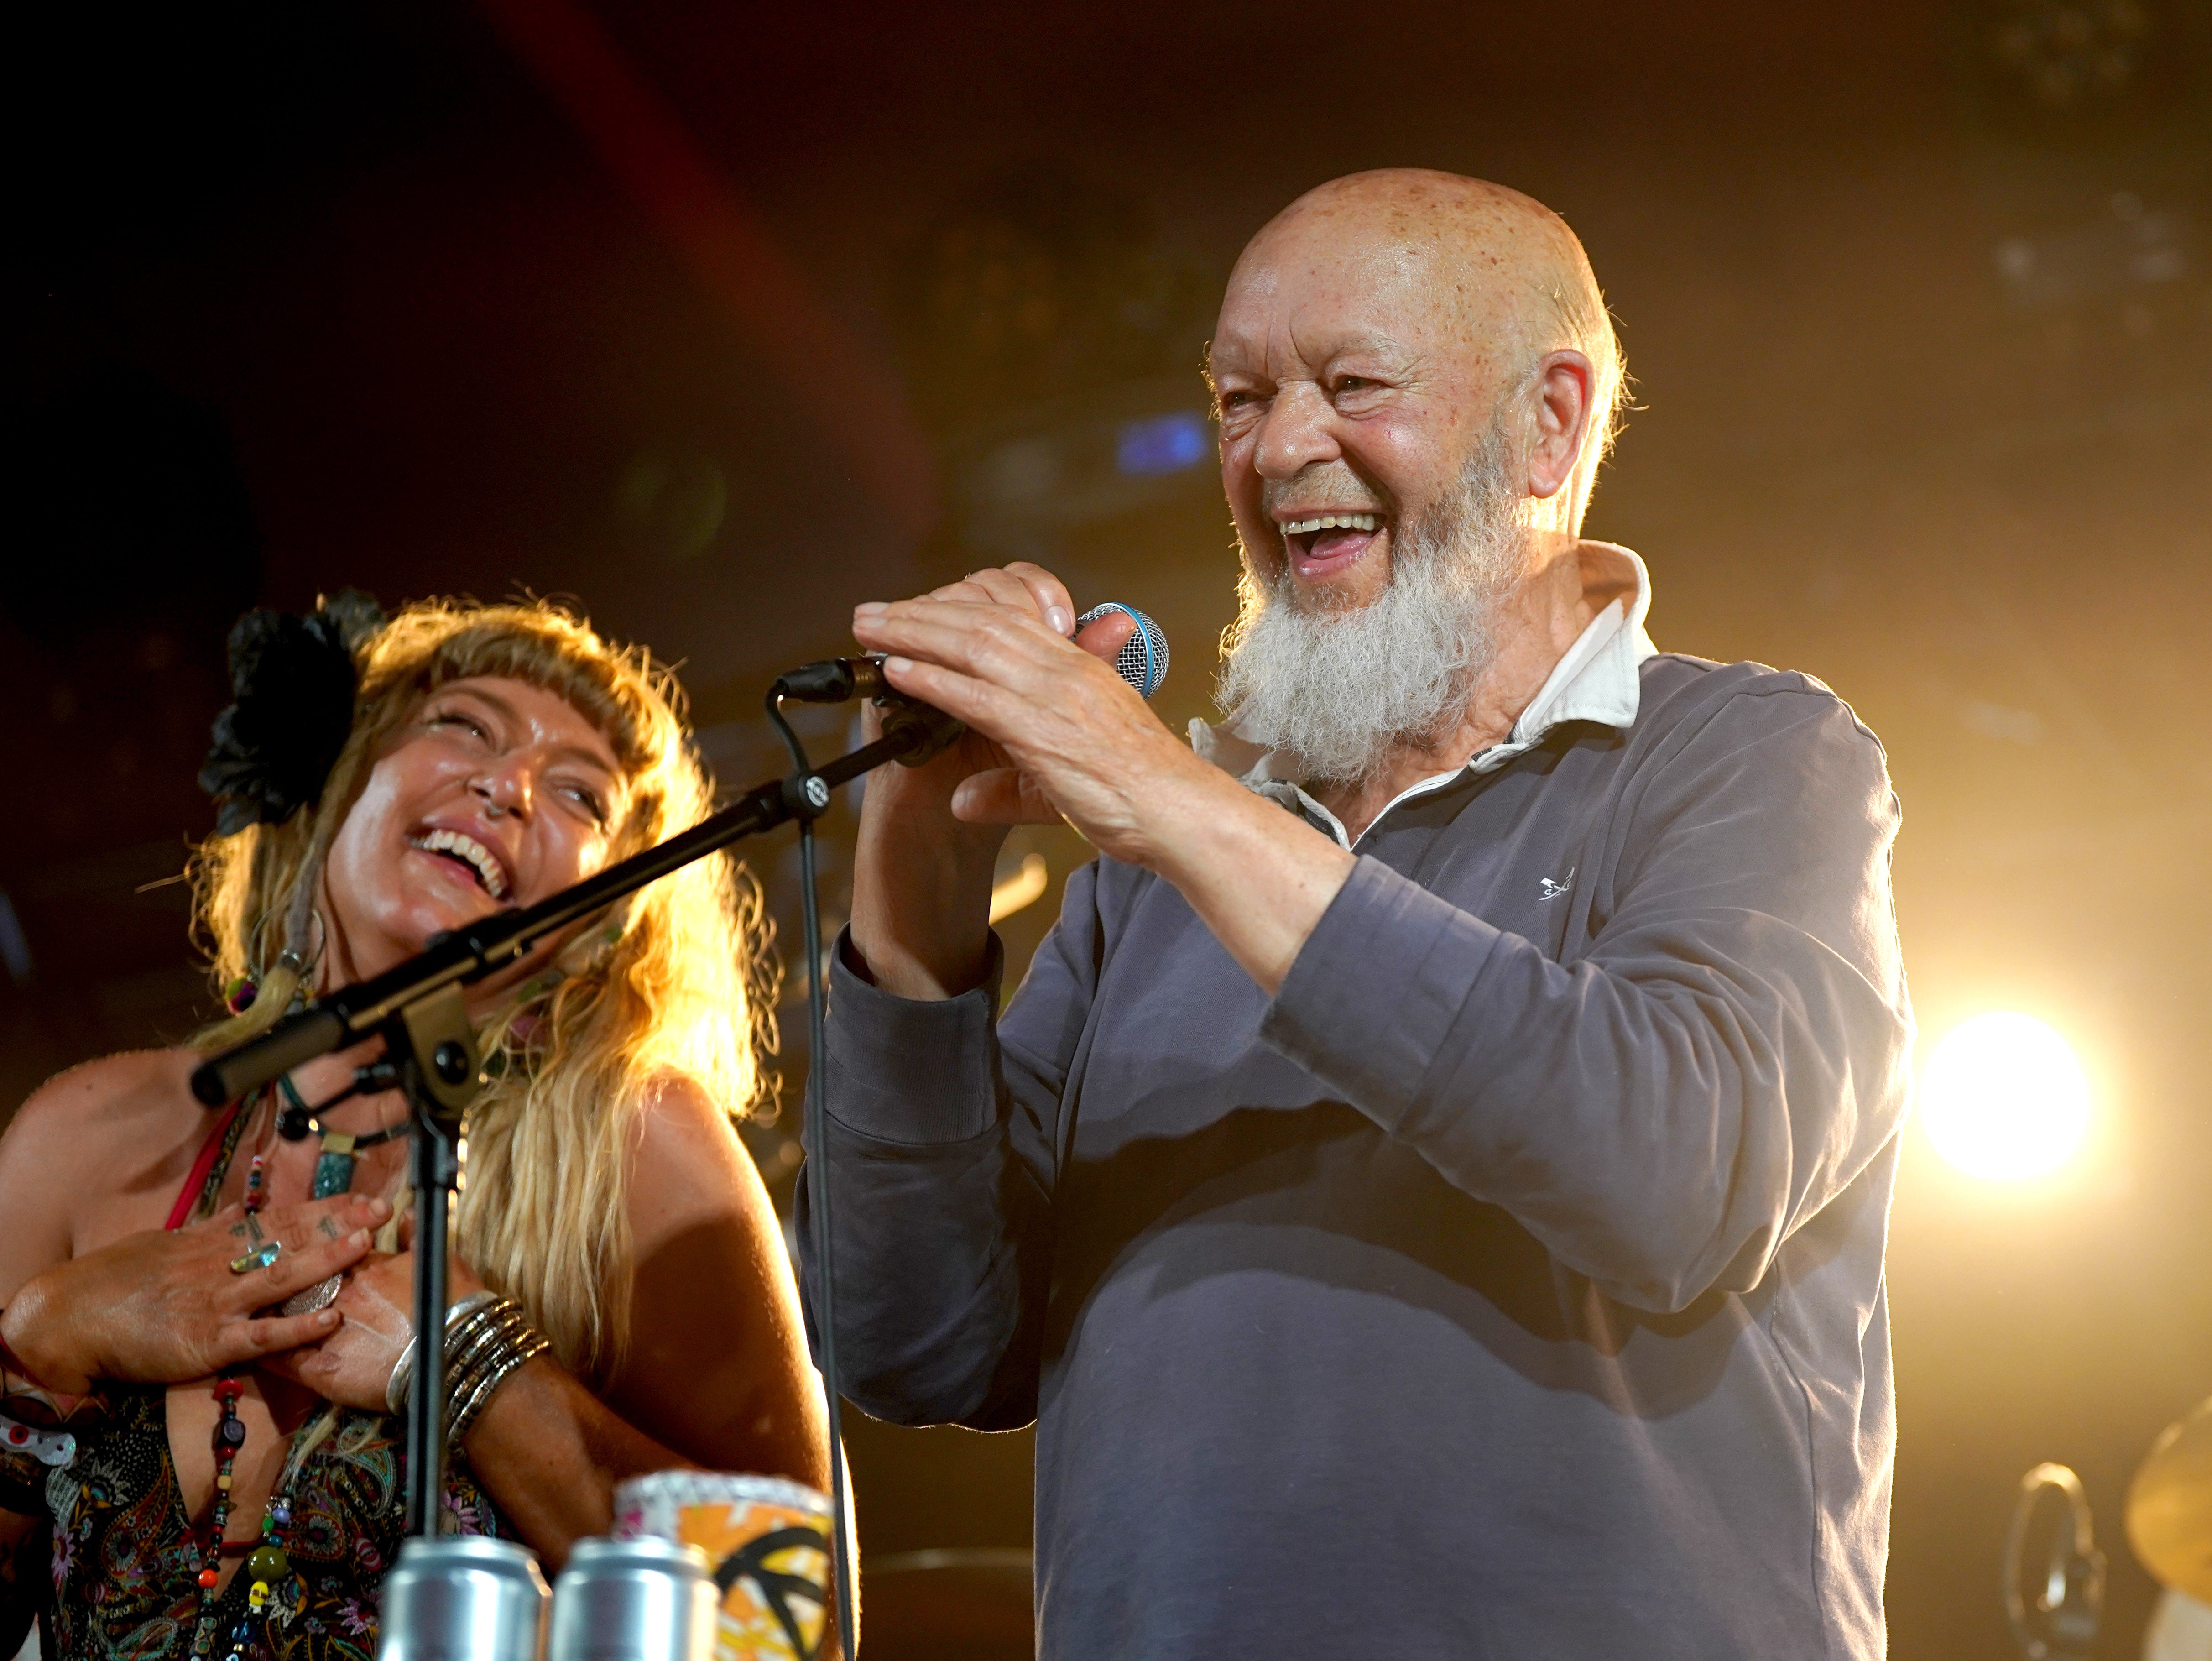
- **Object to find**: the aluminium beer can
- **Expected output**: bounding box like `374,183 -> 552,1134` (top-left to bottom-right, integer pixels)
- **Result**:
377,1536 -> 550,1661
550,1536 -> 718,1661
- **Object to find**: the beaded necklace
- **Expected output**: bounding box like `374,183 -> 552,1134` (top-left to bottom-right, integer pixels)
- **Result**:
186,1139 -> 301,1660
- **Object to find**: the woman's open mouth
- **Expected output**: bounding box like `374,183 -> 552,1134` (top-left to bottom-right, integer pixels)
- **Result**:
1281,512 -> 1384,581
407,828 -> 511,900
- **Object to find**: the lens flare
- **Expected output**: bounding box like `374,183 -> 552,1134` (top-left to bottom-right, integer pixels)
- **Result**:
1920,1012 -> 2091,1180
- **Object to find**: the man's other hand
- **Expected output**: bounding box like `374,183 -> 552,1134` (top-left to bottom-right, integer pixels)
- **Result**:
845,562 -> 1158,1000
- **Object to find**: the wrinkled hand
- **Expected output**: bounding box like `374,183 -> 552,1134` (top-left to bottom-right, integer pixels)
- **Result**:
853,563 -> 1352,999
0,1194 -> 388,1394
849,565 -> 1125,830
850,564 -> 1199,863
262,1244 -> 485,1414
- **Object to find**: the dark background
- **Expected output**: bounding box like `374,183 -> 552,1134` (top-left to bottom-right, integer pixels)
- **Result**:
3,1 -> 2208,1655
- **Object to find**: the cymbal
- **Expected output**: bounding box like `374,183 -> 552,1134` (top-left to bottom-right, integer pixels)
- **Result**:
2131,1396 -> 2212,1603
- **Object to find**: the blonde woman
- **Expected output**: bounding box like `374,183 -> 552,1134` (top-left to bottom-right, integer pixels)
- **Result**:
0,596 -> 827,1660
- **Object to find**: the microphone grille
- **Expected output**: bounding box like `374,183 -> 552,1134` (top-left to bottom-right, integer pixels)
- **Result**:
1075,603 -> 1169,699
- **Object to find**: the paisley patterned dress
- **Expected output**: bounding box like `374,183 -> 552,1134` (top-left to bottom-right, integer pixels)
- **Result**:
2,1390 -> 510,1661
0,1104 -> 516,1661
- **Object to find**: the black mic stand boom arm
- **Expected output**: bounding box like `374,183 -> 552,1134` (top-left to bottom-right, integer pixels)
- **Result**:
189,709 -> 949,1108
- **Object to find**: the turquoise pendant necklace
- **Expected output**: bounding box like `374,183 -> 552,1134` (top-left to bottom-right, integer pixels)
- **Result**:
276,1075 -> 406,1199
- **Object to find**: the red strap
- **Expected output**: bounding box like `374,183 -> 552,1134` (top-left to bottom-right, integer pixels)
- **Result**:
165,1102 -> 243,1232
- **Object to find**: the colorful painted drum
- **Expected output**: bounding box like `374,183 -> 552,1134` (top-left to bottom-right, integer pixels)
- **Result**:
611,1471 -> 833,1661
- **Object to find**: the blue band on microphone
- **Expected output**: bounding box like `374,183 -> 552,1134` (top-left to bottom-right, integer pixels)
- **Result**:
1075,603 -> 1169,699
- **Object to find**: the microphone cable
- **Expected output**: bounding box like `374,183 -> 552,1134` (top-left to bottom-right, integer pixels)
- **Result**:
764,685 -> 860,1658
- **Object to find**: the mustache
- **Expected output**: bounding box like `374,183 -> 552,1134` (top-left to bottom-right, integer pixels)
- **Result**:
1258,465 -> 1393,521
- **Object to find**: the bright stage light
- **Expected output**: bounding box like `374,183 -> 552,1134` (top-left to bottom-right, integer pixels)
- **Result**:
1920,1012 -> 2091,1180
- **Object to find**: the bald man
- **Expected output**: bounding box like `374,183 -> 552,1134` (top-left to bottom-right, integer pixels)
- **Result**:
803,171 -> 1911,1659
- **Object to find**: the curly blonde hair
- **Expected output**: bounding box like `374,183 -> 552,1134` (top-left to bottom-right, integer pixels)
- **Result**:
189,597 -> 779,1385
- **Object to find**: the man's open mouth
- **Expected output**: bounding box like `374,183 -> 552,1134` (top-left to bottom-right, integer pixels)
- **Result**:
1280,511 -> 1384,579
409,828 -> 511,900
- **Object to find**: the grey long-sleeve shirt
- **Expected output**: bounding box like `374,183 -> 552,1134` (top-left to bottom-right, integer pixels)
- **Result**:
802,648 -> 1913,1661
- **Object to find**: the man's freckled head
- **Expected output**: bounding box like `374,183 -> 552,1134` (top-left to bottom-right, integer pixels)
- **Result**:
1211,168 -> 1624,565
1235,171 -> 1604,353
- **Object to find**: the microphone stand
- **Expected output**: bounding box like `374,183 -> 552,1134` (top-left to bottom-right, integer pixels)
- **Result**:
193,697 -> 955,1645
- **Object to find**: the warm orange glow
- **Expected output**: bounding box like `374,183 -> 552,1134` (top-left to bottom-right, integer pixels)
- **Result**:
988,853 -> 1051,925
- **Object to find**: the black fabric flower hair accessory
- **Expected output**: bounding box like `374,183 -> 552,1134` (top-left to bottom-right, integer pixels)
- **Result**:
199,590 -> 386,836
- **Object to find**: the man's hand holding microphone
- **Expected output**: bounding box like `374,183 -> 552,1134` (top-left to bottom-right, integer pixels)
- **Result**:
844,560 -> 1356,1003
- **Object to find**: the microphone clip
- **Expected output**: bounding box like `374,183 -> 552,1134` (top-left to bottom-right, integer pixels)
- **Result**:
769,656 -> 965,768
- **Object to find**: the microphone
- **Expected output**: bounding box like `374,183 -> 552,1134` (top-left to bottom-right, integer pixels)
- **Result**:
773,601 -> 1170,704
1075,602 -> 1170,699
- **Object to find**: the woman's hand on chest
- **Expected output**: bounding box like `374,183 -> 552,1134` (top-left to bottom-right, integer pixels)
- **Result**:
2,1193 -> 389,1395
259,1242 -> 485,1413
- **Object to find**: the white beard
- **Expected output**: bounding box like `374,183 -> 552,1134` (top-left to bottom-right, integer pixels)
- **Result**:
1216,427 -> 1527,787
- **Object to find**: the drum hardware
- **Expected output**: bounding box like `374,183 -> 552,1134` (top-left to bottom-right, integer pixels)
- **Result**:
2005,1463 -> 2105,1661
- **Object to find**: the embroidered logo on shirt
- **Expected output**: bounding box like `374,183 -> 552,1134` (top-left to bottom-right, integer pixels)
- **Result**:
1538,868 -> 1575,902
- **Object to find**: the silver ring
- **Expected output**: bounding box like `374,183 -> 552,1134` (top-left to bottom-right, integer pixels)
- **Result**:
281,1273 -> 344,1317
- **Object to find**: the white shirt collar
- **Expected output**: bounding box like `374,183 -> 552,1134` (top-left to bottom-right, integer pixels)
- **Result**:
1189,541 -> 1657,847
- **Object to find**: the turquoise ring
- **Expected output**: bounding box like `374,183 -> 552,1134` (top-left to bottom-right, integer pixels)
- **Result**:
229,1240 -> 282,1275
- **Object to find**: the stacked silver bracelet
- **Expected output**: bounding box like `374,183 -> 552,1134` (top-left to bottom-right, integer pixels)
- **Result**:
443,1295 -> 550,1446
383,1290 -> 550,1447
